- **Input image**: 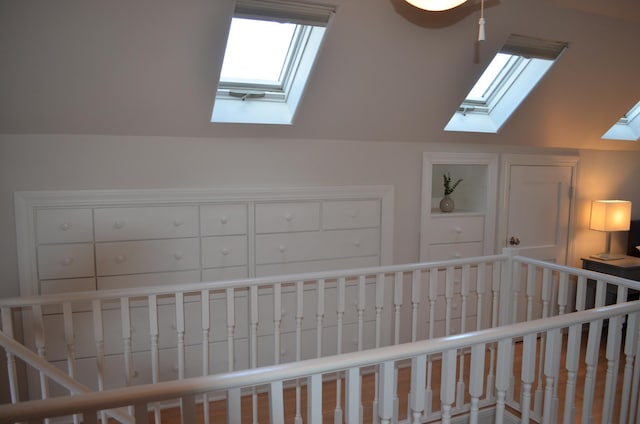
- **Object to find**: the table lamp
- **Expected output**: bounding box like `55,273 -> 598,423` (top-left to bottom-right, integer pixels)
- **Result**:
589,200 -> 632,260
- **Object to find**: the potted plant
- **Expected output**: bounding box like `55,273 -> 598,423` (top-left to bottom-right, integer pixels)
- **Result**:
440,172 -> 463,212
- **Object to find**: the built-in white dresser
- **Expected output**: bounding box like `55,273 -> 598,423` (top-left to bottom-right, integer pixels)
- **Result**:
419,152 -> 499,337
15,186 -> 394,394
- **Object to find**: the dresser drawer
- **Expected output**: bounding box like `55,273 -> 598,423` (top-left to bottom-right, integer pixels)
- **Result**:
428,216 -> 484,244
96,238 -> 199,276
255,202 -> 320,233
97,270 -> 201,291
202,235 -> 248,268
200,204 -> 248,236
40,277 -> 96,296
94,206 -> 198,241
322,200 -> 380,230
255,256 -> 379,277
202,266 -> 248,282
37,244 -> 95,280
256,229 -> 379,264
37,208 -> 93,244
427,242 -> 483,261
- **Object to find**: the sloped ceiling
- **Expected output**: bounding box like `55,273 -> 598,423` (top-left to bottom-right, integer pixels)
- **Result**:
1,0 -> 639,150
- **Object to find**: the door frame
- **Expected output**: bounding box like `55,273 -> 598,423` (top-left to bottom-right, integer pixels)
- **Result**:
498,154 -> 579,265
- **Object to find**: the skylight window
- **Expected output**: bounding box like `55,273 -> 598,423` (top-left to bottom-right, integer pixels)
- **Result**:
211,0 -> 335,125
602,101 -> 640,141
220,18 -> 297,87
445,34 -> 568,133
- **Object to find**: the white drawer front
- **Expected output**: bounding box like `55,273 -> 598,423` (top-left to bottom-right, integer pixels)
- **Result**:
37,208 -> 93,244
40,277 -> 96,296
200,204 -> 248,236
97,270 -> 201,291
201,235 -> 248,268
256,228 -> 379,264
428,242 -> 483,261
96,238 -> 199,276
37,244 -> 95,280
202,266 -> 248,282
256,256 -> 379,277
428,216 -> 484,244
94,206 -> 198,241
322,200 -> 380,230
255,202 -> 320,233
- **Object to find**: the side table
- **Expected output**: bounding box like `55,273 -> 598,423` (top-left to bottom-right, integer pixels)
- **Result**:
581,255 -> 640,308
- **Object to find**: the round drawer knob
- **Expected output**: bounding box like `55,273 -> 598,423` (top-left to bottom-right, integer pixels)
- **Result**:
279,245 -> 286,253
115,255 -> 126,264
220,216 -> 229,224
60,223 -> 72,231
173,219 -> 183,227
132,370 -> 139,378
350,211 -> 359,218
455,227 -> 463,234
280,349 -> 287,357
61,257 -> 74,266
354,240 -> 361,247
221,248 -> 230,256
174,252 -> 183,260
114,220 -> 125,229
284,213 -> 294,222
454,253 -> 461,259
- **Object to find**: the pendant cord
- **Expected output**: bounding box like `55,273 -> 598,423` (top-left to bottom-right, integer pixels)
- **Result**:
478,0 -> 486,41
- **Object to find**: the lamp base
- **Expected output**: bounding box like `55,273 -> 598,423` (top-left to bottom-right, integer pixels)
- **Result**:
590,253 -> 625,261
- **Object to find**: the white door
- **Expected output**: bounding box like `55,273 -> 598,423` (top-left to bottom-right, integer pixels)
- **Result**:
502,157 -> 577,322
505,164 -> 574,263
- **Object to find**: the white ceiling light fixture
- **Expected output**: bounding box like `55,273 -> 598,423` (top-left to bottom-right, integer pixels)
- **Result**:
405,0 -> 486,42
404,0 -> 468,11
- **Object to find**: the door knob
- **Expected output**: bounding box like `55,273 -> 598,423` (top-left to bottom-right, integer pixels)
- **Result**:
509,236 -> 521,246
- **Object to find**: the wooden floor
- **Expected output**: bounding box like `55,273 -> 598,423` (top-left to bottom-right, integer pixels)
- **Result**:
149,331 -> 624,423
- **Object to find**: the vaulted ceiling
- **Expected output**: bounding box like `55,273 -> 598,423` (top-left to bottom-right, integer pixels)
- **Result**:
1,0 -> 639,150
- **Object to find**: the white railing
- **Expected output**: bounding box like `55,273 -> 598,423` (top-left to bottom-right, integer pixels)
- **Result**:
1,249 -> 640,423
2,301 -> 640,424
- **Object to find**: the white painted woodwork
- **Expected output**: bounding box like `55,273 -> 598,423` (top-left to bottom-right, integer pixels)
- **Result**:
37,244 -> 95,280
14,186 -> 393,401
199,204 -> 248,236
201,235 -> 248,268
322,200 -> 381,230
1,252 -> 640,423
500,155 -> 577,264
255,202 -> 321,233
420,152 -> 499,262
419,152 -> 498,345
36,209 -> 93,244
94,206 -> 199,241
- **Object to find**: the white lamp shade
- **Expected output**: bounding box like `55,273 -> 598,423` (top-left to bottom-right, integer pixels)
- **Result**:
589,200 -> 632,232
404,0 -> 468,11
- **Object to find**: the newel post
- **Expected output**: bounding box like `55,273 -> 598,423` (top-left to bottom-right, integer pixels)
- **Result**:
499,248 -> 519,326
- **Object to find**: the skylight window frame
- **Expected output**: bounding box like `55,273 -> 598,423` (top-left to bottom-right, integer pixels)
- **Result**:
602,100 -> 640,142
464,53 -> 518,105
217,22 -> 308,100
445,34 -> 568,134
620,102 -> 640,125
211,0 -> 335,125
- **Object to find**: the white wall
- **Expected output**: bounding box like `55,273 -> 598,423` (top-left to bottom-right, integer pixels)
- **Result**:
1,134 -> 640,299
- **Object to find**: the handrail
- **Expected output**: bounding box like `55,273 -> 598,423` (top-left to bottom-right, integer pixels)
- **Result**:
0,331 -> 133,423
2,299 -> 639,422
514,255 -> 640,290
0,254 -> 507,307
